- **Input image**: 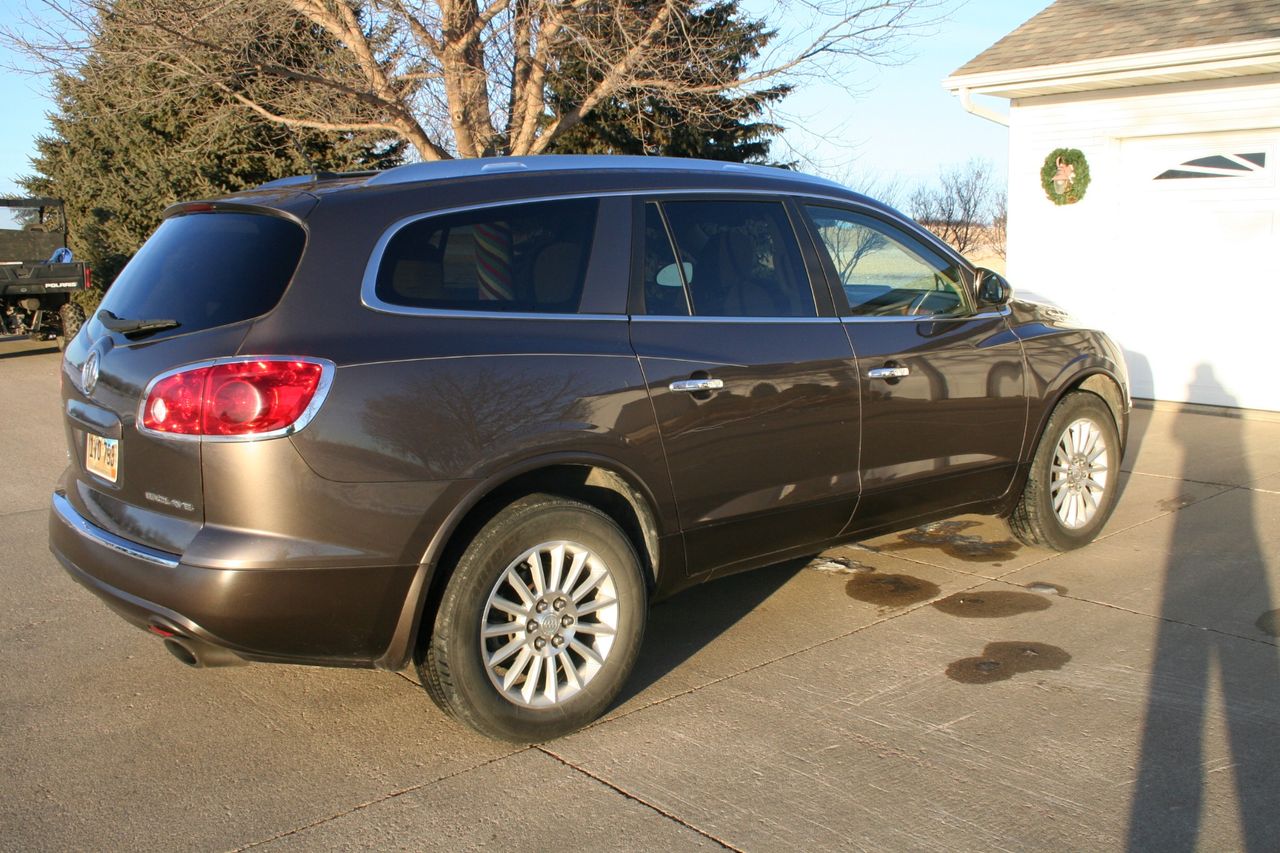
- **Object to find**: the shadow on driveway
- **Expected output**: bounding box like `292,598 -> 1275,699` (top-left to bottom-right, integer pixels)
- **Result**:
1127,365 -> 1280,850
0,341 -> 59,360
617,558 -> 807,704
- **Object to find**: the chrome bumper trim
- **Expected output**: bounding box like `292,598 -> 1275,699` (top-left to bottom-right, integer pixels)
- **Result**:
51,491 -> 181,569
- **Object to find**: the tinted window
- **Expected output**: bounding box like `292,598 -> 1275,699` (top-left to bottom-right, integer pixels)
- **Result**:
99,213 -> 304,338
657,200 -> 815,318
376,199 -> 598,313
641,203 -> 690,316
805,206 -> 969,317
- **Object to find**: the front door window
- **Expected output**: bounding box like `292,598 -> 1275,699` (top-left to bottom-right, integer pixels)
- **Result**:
805,206 -> 969,318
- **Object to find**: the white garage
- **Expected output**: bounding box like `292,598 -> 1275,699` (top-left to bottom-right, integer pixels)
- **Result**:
944,0 -> 1280,411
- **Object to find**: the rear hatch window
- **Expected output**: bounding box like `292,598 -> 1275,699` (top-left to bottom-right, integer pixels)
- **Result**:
97,211 -> 305,340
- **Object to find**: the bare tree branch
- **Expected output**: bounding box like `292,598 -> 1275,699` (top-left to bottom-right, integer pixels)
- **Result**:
4,0 -> 952,160
530,0 -> 676,154
909,158 -> 1000,257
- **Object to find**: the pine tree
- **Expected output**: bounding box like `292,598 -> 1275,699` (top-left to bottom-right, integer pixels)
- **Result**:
18,5 -> 403,289
547,1 -> 789,163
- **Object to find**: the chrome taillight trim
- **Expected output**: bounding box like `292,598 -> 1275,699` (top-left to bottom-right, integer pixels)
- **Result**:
135,355 -> 336,443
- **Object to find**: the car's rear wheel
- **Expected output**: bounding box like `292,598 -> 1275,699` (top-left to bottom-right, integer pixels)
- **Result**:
419,494 -> 646,742
1010,391 -> 1120,551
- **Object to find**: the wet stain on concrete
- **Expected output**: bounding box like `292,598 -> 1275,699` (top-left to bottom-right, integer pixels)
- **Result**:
846,572 -> 941,608
1257,609 -> 1279,637
946,642 -> 1071,684
1157,495 -> 1198,512
932,591 -> 1052,618
881,520 -> 1022,563
1025,581 -> 1067,596
808,555 -> 873,575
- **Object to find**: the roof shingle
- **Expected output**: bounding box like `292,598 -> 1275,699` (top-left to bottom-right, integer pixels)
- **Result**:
952,0 -> 1280,77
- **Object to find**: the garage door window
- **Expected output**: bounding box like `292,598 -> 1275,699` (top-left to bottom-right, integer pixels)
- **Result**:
1155,152 -> 1267,180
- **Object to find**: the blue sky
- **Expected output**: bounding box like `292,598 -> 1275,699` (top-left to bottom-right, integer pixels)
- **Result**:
0,0 -> 1049,198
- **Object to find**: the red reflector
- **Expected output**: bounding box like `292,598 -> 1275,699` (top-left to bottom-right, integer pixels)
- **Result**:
143,367 -> 208,434
141,358 -> 328,438
148,625 -> 176,638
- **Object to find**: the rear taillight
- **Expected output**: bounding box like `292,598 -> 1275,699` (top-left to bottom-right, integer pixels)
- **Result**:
84,267 -> 92,289
140,357 -> 331,439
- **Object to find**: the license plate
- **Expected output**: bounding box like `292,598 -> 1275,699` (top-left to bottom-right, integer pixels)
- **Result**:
86,433 -> 119,483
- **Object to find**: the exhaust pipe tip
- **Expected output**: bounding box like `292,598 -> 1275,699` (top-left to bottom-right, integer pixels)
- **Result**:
160,635 -> 247,668
164,638 -> 199,667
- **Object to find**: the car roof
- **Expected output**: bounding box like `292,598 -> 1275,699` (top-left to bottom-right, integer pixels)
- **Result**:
188,155 -> 966,270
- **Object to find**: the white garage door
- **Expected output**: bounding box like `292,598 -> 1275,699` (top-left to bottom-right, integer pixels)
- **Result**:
1116,130 -> 1278,411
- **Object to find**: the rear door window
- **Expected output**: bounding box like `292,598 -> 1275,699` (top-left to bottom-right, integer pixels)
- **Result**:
647,200 -> 816,318
98,212 -> 304,339
375,198 -> 598,313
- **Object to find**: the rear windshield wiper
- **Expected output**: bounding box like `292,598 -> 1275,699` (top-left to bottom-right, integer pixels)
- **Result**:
97,309 -> 181,339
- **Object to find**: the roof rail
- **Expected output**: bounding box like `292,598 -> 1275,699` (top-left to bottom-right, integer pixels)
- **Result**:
254,171 -> 381,190
363,155 -> 846,189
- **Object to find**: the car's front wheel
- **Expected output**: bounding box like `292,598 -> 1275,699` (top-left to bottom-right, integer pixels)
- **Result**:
420,494 -> 646,742
1010,391 -> 1120,551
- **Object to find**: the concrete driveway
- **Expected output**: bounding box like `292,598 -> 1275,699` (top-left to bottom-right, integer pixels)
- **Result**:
3,346 -> 1278,851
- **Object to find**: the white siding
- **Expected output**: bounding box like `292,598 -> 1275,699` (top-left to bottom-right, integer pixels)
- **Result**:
1005,74 -> 1280,410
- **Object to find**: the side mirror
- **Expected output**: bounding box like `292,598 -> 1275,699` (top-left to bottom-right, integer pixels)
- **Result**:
976,268 -> 1012,307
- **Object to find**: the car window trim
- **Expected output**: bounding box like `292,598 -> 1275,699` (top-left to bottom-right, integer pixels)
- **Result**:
784,197 -> 839,317
838,306 -> 1011,324
361,189 -> 935,321
631,200 -> 694,317
630,315 -> 844,324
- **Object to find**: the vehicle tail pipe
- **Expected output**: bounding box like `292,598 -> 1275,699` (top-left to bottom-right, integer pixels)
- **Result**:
161,635 -> 247,668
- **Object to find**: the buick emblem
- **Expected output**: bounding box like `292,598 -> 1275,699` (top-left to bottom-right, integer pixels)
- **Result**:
81,351 -> 100,396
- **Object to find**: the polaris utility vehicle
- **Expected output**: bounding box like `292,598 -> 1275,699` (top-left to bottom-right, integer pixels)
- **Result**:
1,198 -> 89,348
50,156 -> 1128,741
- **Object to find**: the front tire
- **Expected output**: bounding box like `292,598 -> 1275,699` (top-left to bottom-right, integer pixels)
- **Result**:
419,494 -> 646,742
1010,391 -> 1120,551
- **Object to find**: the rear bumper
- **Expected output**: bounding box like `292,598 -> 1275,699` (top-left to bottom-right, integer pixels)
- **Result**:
49,491 -> 417,667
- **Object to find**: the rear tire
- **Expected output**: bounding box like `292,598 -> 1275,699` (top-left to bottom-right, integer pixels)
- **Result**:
1010,391 -> 1120,551
58,303 -> 85,351
419,494 -> 646,742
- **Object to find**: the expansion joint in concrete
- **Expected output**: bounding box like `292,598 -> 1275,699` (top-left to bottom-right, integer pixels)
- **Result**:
536,745 -> 743,852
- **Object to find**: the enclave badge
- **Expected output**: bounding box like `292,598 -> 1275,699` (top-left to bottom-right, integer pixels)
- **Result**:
81,351 -> 100,396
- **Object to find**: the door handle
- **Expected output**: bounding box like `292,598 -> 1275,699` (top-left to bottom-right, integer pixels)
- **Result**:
670,378 -> 725,393
868,366 -> 910,380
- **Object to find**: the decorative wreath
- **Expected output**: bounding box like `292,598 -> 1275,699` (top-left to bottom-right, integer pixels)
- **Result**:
1041,147 -> 1090,205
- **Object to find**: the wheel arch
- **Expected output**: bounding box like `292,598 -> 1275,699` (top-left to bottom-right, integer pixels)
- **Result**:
1031,359 -> 1130,462
1009,368 -> 1127,549
1001,360 -> 1129,519
375,452 -> 667,671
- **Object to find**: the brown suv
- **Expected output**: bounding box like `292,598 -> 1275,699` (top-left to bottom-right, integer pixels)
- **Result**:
49,156 -> 1128,741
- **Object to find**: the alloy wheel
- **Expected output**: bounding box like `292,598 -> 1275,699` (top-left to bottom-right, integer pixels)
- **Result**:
1049,417 -> 1110,529
480,541 -> 619,708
